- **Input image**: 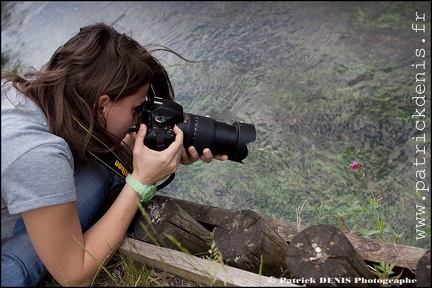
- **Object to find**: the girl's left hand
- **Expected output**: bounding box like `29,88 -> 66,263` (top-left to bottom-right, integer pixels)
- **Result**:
180,146 -> 228,165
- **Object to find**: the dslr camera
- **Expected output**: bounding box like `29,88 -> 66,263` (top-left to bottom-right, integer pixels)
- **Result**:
140,97 -> 256,163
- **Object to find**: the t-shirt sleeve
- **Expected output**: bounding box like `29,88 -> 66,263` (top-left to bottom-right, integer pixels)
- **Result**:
2,142 -> 76,215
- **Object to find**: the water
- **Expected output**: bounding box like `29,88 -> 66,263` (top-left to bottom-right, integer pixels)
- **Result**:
2,1 -> 430,248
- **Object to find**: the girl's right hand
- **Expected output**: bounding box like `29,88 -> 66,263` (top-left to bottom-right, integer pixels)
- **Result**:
131,124 -> 183,184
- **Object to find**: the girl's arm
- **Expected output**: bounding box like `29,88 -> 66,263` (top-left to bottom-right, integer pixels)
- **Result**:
22,124 -> 183,286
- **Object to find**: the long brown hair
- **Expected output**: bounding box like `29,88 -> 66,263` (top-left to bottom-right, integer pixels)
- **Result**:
2,22 -> 187,161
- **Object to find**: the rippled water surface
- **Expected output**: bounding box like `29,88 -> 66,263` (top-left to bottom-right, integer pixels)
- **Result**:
2,1 -> 431,248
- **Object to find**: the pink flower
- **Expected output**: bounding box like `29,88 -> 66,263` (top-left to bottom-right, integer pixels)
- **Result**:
351,161 -> 362,170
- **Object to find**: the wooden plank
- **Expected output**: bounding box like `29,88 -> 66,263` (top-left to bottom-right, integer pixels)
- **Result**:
343,234 -> 426,272
171,196 -> 429,271
119,237 -> 301,287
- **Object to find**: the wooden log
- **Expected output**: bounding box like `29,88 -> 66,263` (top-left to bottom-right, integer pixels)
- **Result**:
416,249 -> 431,287
214,209 -> 290,277
286,224 -> 378,287
132,196 -> 212,256
171,195 -> 428,273
119,237 -> 302,287
169,196 -> 234,227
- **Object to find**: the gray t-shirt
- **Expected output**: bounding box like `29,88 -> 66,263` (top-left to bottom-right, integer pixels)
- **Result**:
1,80 -> 76,240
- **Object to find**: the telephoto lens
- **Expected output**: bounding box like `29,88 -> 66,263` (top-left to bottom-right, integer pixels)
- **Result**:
141,97 -> 256,163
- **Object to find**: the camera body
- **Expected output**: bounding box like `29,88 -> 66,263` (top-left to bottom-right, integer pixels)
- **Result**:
141,97 -> 183,152
141,97 -> 256,163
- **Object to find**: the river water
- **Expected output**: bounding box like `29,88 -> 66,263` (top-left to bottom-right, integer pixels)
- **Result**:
2,1 -> 431,248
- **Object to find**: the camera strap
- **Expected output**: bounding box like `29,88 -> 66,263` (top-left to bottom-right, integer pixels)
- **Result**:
87,150 -> 130,180
72,116 -> 175,190
87,150 -> 176,191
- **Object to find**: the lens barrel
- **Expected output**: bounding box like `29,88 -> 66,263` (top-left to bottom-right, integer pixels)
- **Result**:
178,113 -> 256,163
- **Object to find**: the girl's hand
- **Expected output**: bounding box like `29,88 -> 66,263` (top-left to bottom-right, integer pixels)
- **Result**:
179,114 -> 229,165
180,146 -> 228,165
131,124 -> 183,184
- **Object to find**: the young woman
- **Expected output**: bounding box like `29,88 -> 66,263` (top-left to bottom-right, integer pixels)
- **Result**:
1,22 -> 227,286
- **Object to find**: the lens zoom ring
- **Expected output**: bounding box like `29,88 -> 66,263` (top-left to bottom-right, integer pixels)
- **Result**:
192,115 -> 214,152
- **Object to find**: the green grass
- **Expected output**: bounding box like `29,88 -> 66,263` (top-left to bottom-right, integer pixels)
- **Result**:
38,252 -> 198,287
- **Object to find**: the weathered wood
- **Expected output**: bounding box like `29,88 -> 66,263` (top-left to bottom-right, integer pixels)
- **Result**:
132,196 -> 212,256
128,195 -> 427,285
119,237 -> 301,287
342,234 -> 425,275
169,196 -> 234,227
214,209 -> 290,277
416,249 -> 431,287
172,196 -> 428,272
286,224 -> 378,287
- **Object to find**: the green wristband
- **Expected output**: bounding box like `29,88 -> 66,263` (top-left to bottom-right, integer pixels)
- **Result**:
125,174 -> 157,202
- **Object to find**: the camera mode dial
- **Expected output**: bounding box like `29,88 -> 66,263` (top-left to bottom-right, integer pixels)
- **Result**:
154,115 -> 166,124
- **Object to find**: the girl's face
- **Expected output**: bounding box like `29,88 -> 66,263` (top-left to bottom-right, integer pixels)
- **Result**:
98,84 -> 149,141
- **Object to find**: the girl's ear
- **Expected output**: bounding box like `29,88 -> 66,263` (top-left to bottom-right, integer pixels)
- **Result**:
96,95 -> 112,121
97,95 -> 111,111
